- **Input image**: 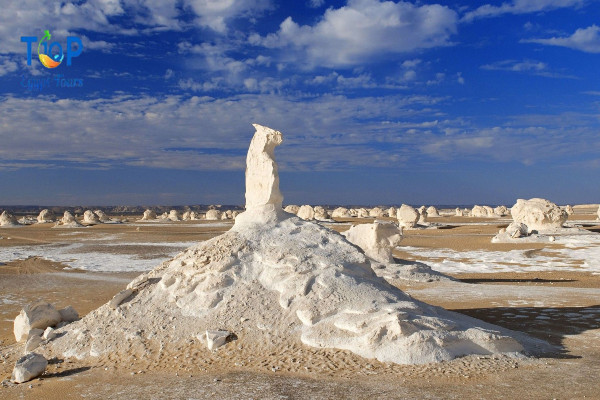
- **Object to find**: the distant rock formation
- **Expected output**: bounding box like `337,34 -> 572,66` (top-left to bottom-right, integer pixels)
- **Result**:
83,210 -> 100,224
511,198 -> 567,233
36,209 -> 54,223
396,204 -> 419,229
343,221 -> 402,263
0,210 -> 19,226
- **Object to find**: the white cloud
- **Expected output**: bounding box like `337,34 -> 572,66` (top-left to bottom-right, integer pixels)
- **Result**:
256,0 -> 457,68
185,0 -> 272,32
308,0 -> 326,8
524,25 -> 600,53
480,59 -> 576,78
0,58 -> 18,77
462,0 -> 586,22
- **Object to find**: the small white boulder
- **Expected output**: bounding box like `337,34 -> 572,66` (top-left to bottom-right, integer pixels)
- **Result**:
14,302 -> 62,342
206,330 -> 231,351
11,353 -> 47,383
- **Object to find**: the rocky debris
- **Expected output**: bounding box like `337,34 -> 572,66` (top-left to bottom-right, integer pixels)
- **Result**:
36,209 -> 54,223
426,206 -> 440,217
11,353 -> 47,384
297,205 -> 315,221
471,205 -> 489,218
14,302 -> 62,342
168,210 -> 181,222
284,205 -> 300,215
94,210 -> 110,222
83,210 -> 100,224
205,330 -> 232,351
396,204 -> 419,229
108,289 -> 134,310
343,222 -> 402,263
205,210 -> 221,220
332,207 -> 351,218
0,210 -> 19,226
511,198 -> 567,233
58,306 -> 79,322
141,209 -> 157,220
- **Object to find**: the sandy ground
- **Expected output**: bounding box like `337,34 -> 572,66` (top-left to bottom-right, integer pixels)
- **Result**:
1,212 -> 600,399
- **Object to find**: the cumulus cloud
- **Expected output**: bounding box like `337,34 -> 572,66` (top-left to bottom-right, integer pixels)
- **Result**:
480,59 -> 576,78
186,0 -> 272,32
462,0 -> 586,22
254,0 -> 458,68
524,25 -> 600,53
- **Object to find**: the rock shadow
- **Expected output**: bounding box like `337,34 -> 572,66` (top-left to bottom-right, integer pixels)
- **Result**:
452,305 -> 600,358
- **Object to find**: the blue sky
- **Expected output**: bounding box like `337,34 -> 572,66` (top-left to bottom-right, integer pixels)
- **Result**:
0,0 -> 599,206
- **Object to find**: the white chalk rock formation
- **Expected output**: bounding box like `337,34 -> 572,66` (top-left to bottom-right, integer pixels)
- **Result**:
297,205 -> 315,220
205,209 -> 221,220
0,211 -> 19,226
564,205 -> 574,215
510,198 -> 568,233
158,212 -> 168,220
506,222 -> 529,238
36,209 -> 54,223
57,211 -> 82,227
94,210 -> 110,222
396,205 -> 419,229
426,206 -> 439,217
14,302 -> 62,342
221,212 -> 229,220
314,206 -> 329,220
168,210 -> 181,222
483,206 -> 494,216
343,222 -> 402,263
190,211 -> 200,220
455,208 -> 464,216
206,330 -> 231,351
83,210 -> 100,224
332,207 -> 351,218
44,124 -> 546,368
597,205 -> 600,220
11,353 -> 47,383
284,205 -> 300,215
418,209 -> 428,225
471,206 -> 488,218
494,206 -> 508,216
369,207 -> 385,218
141,209 -> 157,220
387,207 -> 397,217
182,211 -> 191,221
357,208 -> 370,218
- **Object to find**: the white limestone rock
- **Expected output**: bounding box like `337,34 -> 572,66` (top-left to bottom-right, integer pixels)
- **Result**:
182,211 -> 191,221
11,353 -> 47,384
141,209 -> 157,220
314,206 -> 329,220
43,327 -> 56,341
343,222 -> 402,263
597,205 -> 600,220
221,212 -> 229,220
189,211 -> 200,220
57,211 -> 83,227
25,334 -> 44,353
564,205 -> 574,215
483,206 -> 494,216
510,198 -> 567,233
387,207 -> 397,217
168,210 -> 181,222
94,210 -> 110,222
297,205 -> 315,221
284,205 -> 300,215
471,205 -> 488,218
205,330 -> 232,351
494,206 -> 508,216
0,211 -> 19,226
108,289 -> 134,310
369,207 -> 385,218
356,208 -> 370,218
83,210 -> 100,224
506,222 -> 529,238
418,209 -> 428,224
396,205 -> 419,229
332,207 -> 351,218
455,208 -> 464,216
36,209 -> 54,223
14,302 -> 62,342
205,210 -> 221,220
426,206 -> 440,217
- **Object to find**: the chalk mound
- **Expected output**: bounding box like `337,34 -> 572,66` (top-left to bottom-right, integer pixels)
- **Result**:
141,209 -> 157,220
36,209 -> 55,223
511,198 -> 567,233
332,207 -> 351,218
43,124 -> 546,367
94,210 -> 110,223
205,209 -> 221,220
396,205 -> 419,229
471,205 -> 489,218
0,211 -> 19,227
83,210 -> 100,224
53,211 -> 83,228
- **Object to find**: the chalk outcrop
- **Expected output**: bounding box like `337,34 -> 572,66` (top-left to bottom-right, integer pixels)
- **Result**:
56,211 -> 83,227
168,210 -> 181,222
94,210 -> 110,222
0,210 -> 19,226
36,209 -> 54,223
44,123 -> 546,369
14,302 -> 62,342
510,198 -> 567,233
471,205 -> 489,218
83,210 -> 100,224
297,205 -> 315,221
332,207 -> 351,218
369,207 -> 385,218
396,205 -> 419,229
284,205 -> 300,215
314,206 -> 329,220
141,209 -> 157,220
426,206 -> 439,217
564,205 -> 574,216
455,208 -> 464,216
494,206 -> 508,217
343,222 -> 402,263
205,210 -> 221,220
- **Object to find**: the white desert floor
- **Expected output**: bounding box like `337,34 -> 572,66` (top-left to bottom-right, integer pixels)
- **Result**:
1,209 -> 599,399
